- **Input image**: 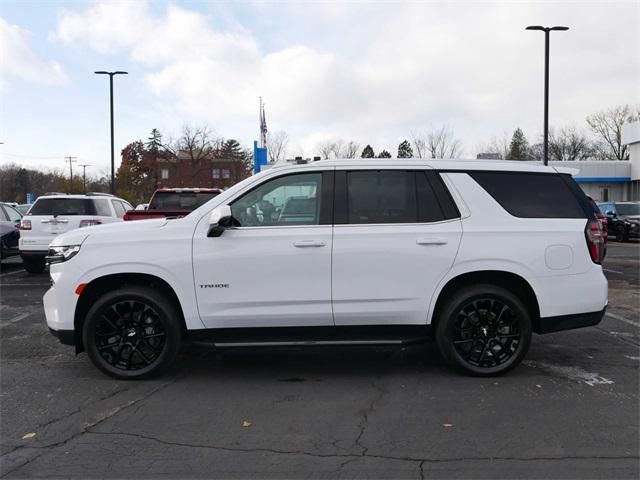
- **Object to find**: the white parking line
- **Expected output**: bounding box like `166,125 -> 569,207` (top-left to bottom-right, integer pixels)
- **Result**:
0,307 -> 40,328
523,361 -> 614,386
0,269 -> 25,278
603,268 -> 624,274
606,311 -> 640,328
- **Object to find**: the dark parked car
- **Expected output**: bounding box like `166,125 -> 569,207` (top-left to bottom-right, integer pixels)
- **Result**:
598,202 -> 640,242
0,203 -> 22,261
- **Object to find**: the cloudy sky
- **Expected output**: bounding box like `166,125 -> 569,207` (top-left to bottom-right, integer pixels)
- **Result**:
0,0 -> 638,174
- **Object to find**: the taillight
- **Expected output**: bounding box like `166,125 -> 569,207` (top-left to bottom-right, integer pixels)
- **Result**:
19,219 -> 32,230
79,219 -> 102,228
585,219 -> 605,264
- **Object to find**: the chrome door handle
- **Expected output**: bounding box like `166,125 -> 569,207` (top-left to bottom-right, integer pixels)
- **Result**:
416,238 -> 447,246
293,240 -> 326,248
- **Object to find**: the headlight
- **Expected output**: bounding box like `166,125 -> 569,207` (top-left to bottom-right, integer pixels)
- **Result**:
46,245 -> 81,264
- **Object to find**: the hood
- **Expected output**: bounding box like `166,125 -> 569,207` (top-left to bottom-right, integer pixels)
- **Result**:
620,215 -> 640,222
50,218 -> 169,247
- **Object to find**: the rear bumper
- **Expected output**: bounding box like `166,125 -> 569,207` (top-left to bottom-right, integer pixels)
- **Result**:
536,307 -> 606,334
48,328 -> 75,346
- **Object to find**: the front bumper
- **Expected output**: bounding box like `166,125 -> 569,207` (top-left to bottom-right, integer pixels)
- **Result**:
536,307 -> 606,334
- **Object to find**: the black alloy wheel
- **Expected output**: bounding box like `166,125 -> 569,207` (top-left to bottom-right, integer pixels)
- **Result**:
435,285 -> 532,376
83,287 -> 182,379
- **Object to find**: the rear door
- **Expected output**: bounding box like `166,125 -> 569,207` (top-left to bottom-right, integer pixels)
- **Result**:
331,168 -> 462,325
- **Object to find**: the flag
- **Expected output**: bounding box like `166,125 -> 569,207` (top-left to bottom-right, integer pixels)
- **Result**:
260,99 -> 268,148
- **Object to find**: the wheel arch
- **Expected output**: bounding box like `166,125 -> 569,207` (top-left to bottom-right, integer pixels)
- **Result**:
73,273 -> 188,353
430,270 -> 542,333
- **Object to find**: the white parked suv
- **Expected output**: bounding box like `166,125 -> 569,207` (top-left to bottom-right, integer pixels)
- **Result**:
43,160 -> 607,379
19,193 -> 133,273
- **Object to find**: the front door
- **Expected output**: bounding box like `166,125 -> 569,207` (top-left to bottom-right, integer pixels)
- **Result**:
192,170 -> 334,328
331,169 -> 462,325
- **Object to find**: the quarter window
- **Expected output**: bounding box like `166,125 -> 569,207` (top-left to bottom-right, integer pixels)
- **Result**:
111,200 -> 126,217
231,173 -> 322,227
94,199 -> 112,217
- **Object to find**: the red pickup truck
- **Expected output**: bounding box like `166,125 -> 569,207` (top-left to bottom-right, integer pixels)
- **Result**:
123,188 -> 222,221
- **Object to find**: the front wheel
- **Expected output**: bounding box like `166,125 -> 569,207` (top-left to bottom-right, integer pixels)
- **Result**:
435,284 -> 532,376
83,286 -> 183,379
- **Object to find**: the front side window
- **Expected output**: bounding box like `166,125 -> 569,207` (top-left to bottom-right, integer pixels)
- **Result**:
3,205 -> 21,222
231,173 -> 322,227
616,203 -> 640,216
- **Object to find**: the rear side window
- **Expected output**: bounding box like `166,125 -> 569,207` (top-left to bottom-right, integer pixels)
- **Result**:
29,198 -> 97,216
111,200 -> 126,217
94,200 -> 112,217
347,171 -> 415,224
335,170 -> 459,225
470,172 -> 587,219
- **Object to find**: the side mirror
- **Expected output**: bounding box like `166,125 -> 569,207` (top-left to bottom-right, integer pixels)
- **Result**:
207,205 -> 239,237
605,210 -> 615,217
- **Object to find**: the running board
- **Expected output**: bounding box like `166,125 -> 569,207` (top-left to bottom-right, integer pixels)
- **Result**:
191,338 -> 429,348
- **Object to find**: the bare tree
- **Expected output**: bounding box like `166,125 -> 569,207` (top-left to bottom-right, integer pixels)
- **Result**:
343,141 -> 360,158
317,140 -> 335,160
173,124 -> 218,162
586,104 -> 639,160
548,127 -> 593,161
427,126 -> 463,159
267,131 -> 289,163
412,126 -> 462,159
411,134 -> 428,158
329,139 -> 345,159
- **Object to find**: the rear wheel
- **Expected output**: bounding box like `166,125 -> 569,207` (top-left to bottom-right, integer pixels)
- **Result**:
435,284 -> 532,376
83,286 -> 182,379
23,257 -> 46,274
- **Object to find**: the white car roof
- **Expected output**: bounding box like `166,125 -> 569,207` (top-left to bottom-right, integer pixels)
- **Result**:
275,158 -> 565,174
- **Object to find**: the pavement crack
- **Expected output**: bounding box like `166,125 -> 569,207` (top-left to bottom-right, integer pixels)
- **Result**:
0,377 -> 179,478
354,379 -> 387,456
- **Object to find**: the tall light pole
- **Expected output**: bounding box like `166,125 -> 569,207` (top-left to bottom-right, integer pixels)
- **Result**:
94,70 -> 128,194
526,25 -> 569,166
79,164 -> 91,193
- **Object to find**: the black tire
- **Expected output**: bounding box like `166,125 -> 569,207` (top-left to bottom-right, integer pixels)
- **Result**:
617,225 -> 629,242
23,257 -> 46,274
435,284 -> 532,376
83,286 -> 183,379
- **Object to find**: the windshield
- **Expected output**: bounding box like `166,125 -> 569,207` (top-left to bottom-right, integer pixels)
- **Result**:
149,192 -> 220,211
616,203 -> 640,216
28,198 -> 97,216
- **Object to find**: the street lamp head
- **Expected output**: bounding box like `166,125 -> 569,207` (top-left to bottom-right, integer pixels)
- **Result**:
550,26 -> 569,31
526,25 -> 545,31
94,71 -> 109,75
113,71 -> 128,75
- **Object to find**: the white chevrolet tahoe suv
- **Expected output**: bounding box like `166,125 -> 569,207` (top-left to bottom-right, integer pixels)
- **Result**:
43,160 -> 607,379
19,193 -> 133,273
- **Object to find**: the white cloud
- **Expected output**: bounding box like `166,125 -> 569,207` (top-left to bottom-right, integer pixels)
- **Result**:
0,17 -> 67,86
52,0 -> 639,156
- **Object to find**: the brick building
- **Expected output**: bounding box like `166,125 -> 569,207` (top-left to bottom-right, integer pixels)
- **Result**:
154,151 -> 250,190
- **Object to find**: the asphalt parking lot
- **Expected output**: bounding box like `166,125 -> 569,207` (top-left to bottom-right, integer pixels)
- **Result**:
1,242 -> 638,479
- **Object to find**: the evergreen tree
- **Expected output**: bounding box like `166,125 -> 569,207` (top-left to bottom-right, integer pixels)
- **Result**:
378,150 -> 392,158
506,128 -> 530,160
145,128 -> 163,153
220,139 -> 244,160
361,144 -> 375,158
397,140 -> 413,158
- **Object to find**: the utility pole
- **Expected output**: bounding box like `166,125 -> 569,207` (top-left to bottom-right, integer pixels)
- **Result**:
65,156 -> 77,193
79,164 -> 91,193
